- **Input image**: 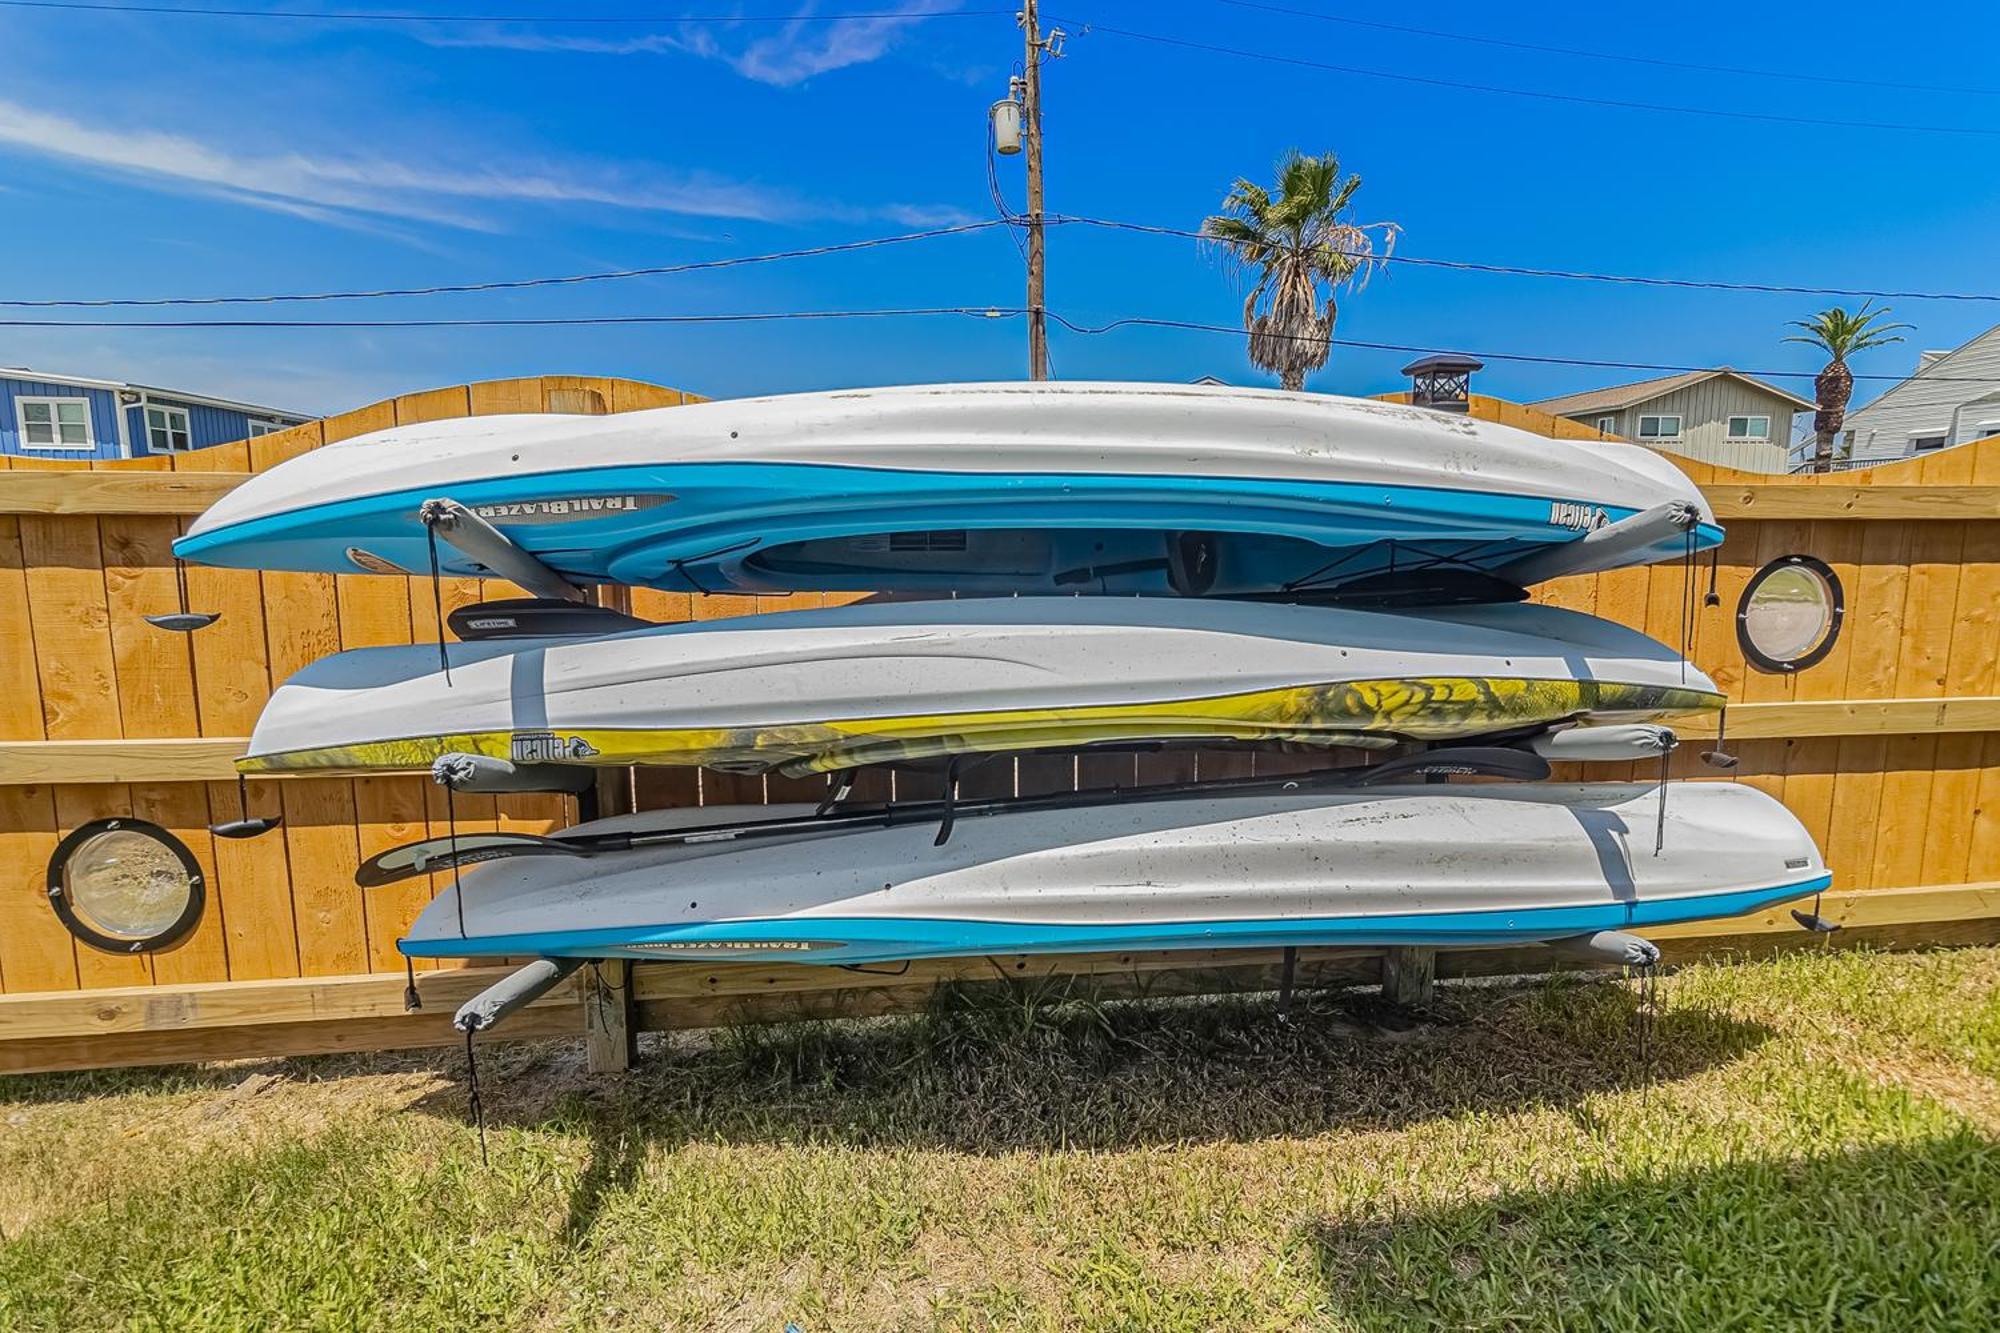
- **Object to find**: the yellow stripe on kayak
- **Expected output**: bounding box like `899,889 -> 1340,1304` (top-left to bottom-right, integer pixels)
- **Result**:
237,676 -> 1725,777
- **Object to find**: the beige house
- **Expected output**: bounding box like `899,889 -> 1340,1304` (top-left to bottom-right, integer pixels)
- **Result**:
1531,368 -> 1812,474
1837,323 -> 2000,463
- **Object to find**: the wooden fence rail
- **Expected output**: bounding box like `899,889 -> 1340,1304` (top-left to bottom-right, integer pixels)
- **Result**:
2,379 -> 1998,1075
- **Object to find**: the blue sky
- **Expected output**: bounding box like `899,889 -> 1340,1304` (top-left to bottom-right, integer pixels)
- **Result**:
2,1 -> 1998,417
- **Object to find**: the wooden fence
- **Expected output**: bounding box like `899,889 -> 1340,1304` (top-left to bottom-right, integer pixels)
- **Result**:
1,379 -> 1997,1075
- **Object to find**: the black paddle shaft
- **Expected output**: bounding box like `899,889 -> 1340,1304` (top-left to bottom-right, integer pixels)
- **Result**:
355,745 -> 1551,888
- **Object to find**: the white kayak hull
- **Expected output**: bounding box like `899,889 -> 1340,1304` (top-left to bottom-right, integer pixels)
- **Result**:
241,598 -> 1722,776
177,382 -> 1720,597
400,782 -> 1827,964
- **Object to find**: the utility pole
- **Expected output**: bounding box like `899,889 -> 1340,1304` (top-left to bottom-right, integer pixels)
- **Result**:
1021,0 -> 1052,380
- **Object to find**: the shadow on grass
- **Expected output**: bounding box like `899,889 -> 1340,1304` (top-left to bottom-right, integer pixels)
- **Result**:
418,973 -> 1769,1160
1303,1132 -> 2000,1329
562,1108 -> 645,1244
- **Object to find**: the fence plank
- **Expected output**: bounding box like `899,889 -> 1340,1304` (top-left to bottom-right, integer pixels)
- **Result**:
102,516 -> 203,738
132,782 -> 231,985
0,785 -> 75,992
204,777 -> 298,981
0,739 -> 243,784
467,378 -> 547,416
173,440 -> 273,736
0,516 -> 48,744
53,784 -> 153,989
278,778 -> 367,977
19,514 -> 122,742
0,471 -> 246,516
353,776 -> 432,974
395,385 -> 473,425
1701,485 -> 2000,519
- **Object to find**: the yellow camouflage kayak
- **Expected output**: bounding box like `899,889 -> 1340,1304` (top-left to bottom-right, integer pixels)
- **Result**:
239,597 -> 1721,778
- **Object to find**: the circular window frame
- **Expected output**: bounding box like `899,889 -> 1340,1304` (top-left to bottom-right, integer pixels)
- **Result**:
46,817 -> 206,955
1736,554 -> 1845,674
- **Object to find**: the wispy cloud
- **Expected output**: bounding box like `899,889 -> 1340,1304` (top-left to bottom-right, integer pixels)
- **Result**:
0,100 -> 481,230
0,98 -> 972,231
420,1 -> 965,88
733,6 -> 952,85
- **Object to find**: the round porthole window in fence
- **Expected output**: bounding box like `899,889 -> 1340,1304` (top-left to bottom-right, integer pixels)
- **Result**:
1737,555 -> 1844,673
46,818 -> 205,955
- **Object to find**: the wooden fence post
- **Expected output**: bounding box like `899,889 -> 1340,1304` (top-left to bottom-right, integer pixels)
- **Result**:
583,961 -> 635,1073
1380,947 -> 1436,1008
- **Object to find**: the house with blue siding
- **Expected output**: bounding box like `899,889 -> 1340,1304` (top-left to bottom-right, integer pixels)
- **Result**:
1,368 -> 314,461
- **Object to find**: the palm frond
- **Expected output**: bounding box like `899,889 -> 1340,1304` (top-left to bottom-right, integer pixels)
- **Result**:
1784,301 -> 1912,358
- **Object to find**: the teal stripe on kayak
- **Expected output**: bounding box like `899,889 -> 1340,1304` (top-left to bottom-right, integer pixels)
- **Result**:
175,459 -> 1724,578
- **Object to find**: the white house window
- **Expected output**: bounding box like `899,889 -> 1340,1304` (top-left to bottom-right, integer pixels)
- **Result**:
1910,434 -> 1947,452
16,398 -> 94,450
1976,421 -> 2000,441
144,405 -> 193,452
246,421 -> 282,437
1637,414 -> 1683,440
1727,415 -> 1772,441
1595,415 -> 1617,435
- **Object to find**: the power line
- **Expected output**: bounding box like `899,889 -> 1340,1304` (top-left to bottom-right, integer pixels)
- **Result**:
1212,0 -> 2000,99
10,298 -> 1993,384
1061,19 -> 2000,138
12,211 -> 2000,308
0,0 -> 1007,22
0,305 -> 1025,327
0,220 -> 1007,308
1052,215 -> 2000,304
1041,312 -> 2000,384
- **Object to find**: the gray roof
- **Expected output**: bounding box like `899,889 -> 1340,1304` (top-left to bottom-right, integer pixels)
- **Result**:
1401,353 -> 1483,375
1531,368 -> 1812,418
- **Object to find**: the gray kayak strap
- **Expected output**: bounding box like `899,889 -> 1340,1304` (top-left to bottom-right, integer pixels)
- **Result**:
417,497 -> 586,603
453,958 -> 584,1034
1493,500 -> 1701,587
1528,724 -> 1678,762
432,751 -> 596,795
1547,930 -> 1661,968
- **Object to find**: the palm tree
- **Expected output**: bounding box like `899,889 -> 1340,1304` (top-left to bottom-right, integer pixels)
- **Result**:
1784,302 -> 1911,472
1202,150 -> 1398,392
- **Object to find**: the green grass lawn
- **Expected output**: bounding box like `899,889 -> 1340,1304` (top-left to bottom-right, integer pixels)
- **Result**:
3,945 -> 1998,1331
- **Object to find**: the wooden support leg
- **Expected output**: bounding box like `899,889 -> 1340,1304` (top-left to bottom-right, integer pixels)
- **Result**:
1380,947 -> 1436,1009
580,748 -> 638,1073
583,961 -> 635,1073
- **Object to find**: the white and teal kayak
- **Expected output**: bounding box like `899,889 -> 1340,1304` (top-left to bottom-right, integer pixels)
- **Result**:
177,382 -> 1721,599
398,781 -> 1827,965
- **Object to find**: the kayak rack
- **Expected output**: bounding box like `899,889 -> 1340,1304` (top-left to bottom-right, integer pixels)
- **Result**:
1493,501 -> 1701,587
417,498 -> 586,604
455,957 -> 584,1036
451,957 -> 586,1162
